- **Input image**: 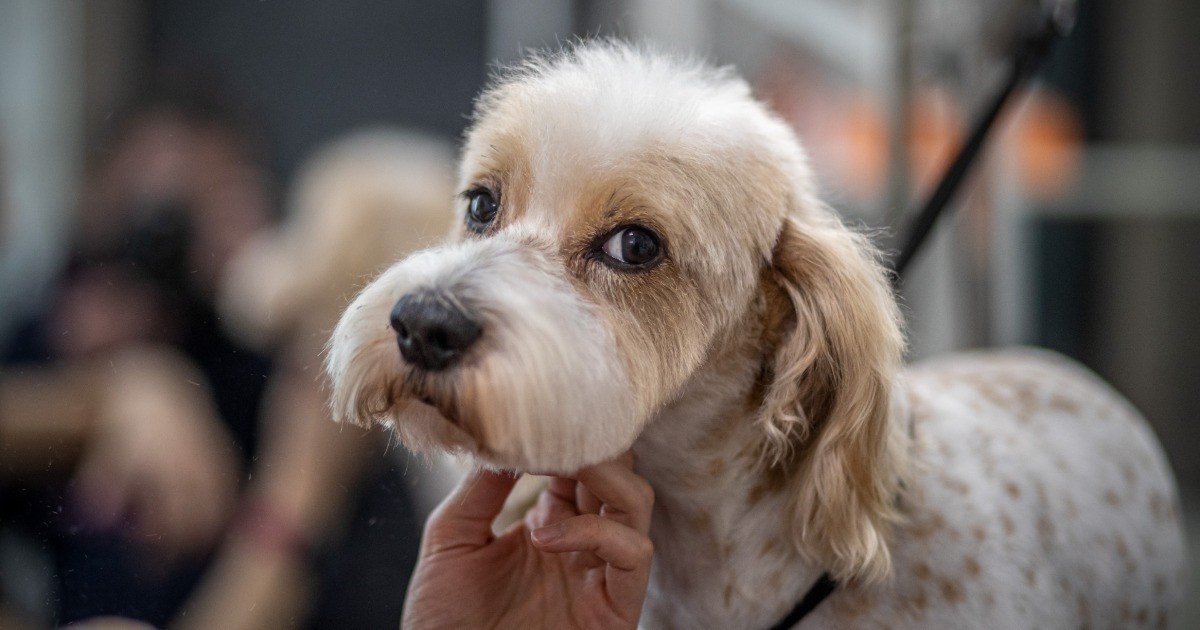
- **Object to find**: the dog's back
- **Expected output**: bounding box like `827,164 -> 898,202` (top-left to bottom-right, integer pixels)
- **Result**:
817,349 -> 1187,626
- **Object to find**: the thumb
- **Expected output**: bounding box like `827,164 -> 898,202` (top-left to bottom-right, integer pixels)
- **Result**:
426,467 -> 520,548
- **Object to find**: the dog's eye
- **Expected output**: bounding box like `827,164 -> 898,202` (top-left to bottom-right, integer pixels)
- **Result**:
600,226 -> 661,268
465,190 -> 498,229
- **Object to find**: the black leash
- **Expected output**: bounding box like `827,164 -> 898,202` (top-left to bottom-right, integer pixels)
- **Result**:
766,572 -> 839,630
889,0 -> 1076,284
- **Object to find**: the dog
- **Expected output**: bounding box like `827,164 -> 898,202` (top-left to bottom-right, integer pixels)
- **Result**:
326,42 -> 1187,628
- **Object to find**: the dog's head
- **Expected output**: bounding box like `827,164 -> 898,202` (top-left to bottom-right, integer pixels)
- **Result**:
327,43 -> 904,578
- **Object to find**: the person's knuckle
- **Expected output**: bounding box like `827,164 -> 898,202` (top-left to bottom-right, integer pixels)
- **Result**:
635,535 -> 654,560
579,512 -> 604,535
633,477 -> 654,507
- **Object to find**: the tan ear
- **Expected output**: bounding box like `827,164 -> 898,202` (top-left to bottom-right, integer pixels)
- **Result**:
757,207 -> 906,583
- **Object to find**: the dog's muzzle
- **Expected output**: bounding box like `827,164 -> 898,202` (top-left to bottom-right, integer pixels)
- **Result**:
390,289 -> 482,370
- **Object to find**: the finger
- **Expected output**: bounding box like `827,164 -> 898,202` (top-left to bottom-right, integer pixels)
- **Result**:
546,475 -> 578,504
530,513 -> 652,572
530,513 -> 654,608
427,467 -> 520,547
576,482 -> 602,516
573,459 -> 654,533
525,482 -> 578,531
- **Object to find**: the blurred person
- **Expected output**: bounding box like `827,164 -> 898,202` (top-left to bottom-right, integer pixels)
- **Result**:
217,129 -> 463,516
175,130 -> 457,629
1,76 -> 276,626
2,73 -> 436,629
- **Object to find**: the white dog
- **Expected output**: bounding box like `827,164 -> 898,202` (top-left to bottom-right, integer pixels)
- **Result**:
327,43 -> 1186,627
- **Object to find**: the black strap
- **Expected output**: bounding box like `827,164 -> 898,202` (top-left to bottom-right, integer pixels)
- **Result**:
889,0 -> 1075,284
766,572 -> 838,630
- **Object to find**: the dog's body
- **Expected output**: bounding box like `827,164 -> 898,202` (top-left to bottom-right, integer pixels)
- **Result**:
640,348 -> 1184,627
327,43 -> 1186,627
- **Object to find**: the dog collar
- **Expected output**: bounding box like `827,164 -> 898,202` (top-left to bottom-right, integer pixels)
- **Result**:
766,572 -> 838,630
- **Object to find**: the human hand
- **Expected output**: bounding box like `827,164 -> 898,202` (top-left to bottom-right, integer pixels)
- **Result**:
72,347 -> 239,563
402,454 -> 655,629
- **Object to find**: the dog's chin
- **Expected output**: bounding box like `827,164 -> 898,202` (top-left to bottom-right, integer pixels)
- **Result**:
461,441 -> 641,476
388,391 -> 640,475
386,397 -> 481,456
470,436 -> 639,475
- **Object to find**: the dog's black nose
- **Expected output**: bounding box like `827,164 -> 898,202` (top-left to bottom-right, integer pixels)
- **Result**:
389,291 -> 482,371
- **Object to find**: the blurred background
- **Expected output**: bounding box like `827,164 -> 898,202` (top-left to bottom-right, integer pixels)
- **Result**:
0,0 -> 1196,627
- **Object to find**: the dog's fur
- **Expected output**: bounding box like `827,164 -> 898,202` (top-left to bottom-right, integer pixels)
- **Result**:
327,43 -> 1186,627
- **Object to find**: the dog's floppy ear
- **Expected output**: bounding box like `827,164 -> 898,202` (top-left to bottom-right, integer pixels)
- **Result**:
757,203 -> 905,583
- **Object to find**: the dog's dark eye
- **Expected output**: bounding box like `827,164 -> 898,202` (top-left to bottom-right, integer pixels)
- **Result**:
465,190 -> 498,229
600,226 -> 661,268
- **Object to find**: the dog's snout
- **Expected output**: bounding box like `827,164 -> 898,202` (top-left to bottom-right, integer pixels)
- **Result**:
390,291 -> 482,370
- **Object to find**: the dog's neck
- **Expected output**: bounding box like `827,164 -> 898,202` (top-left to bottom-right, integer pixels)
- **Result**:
633,329 -> 830,629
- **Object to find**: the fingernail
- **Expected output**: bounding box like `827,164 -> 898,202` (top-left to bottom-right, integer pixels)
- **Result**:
532,523 -> 564,545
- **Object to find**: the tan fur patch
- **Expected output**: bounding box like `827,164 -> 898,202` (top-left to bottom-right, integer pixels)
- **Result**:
913,562 -> 932,581
1001,513 -> 1016,536
1120,462 -> 1138,485
766,571 -> 783,592
759,538 -> 782,559
939,579 -> 965,603
1037,515 -> 1056,541
1149,492 -> 1172,523
911,512 -> 945,539
1046,394 -> 1081,415
941,475 -> 971,495
763,211 -> 906,583
706,457 -> 726,478
832,589 -> 872,619
964,556 -> 981,577
747,483 -> 769,508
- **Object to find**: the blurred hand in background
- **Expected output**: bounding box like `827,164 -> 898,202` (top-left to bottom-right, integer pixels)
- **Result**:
71,347 -> 239,565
